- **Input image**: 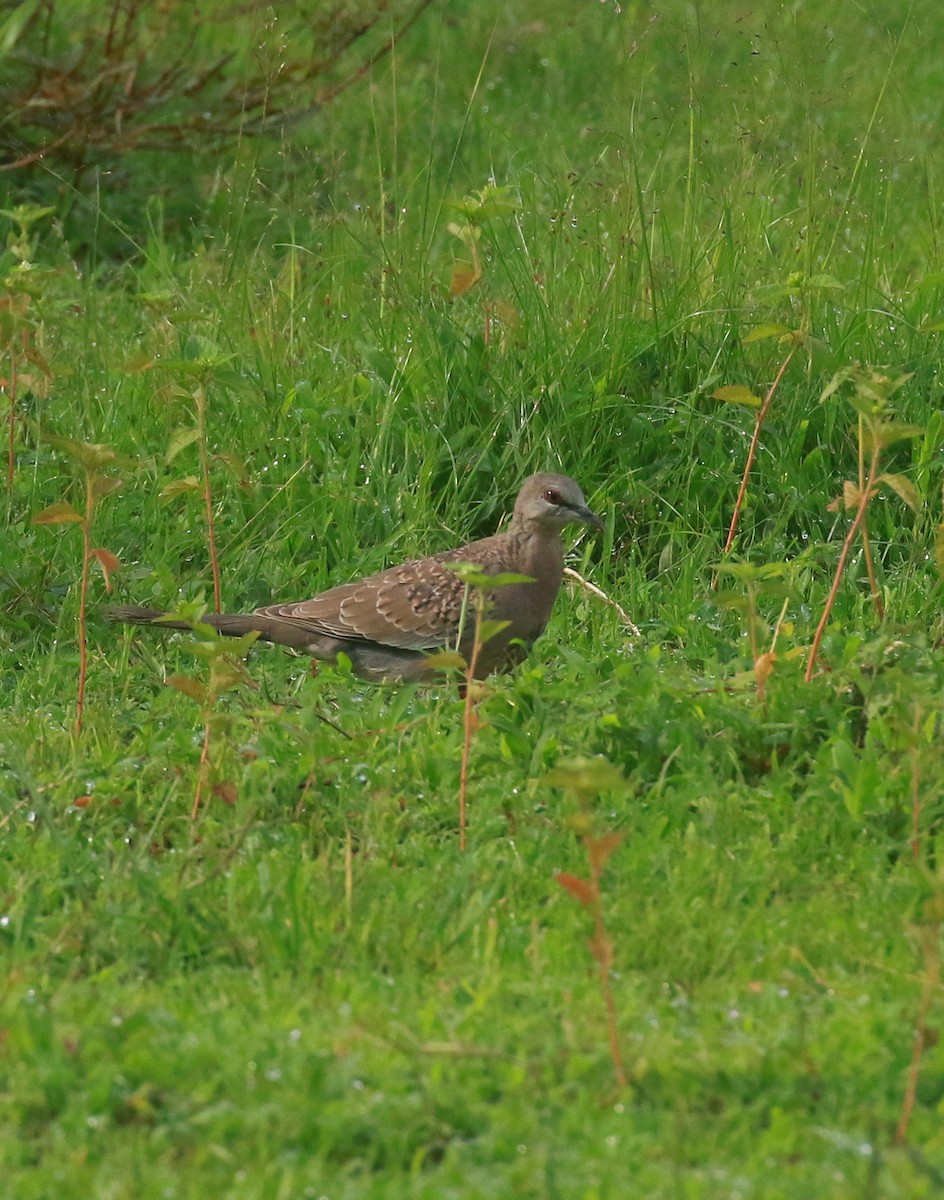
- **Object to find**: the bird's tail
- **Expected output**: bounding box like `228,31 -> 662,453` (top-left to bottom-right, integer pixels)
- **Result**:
104,605 -> 317,649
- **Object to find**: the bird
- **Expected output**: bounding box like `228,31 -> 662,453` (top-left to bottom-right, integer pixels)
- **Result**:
107,472 -> 604,682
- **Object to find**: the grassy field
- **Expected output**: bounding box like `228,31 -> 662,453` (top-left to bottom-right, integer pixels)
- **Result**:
3,1 -> 944,1195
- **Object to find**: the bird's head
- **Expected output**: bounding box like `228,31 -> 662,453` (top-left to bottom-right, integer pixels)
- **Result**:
513,473 -> 604,533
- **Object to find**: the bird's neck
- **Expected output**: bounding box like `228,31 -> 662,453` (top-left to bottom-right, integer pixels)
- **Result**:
511,524 -> 565,584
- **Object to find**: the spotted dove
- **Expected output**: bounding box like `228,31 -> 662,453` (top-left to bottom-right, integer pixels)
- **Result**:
108,472 -> 603,682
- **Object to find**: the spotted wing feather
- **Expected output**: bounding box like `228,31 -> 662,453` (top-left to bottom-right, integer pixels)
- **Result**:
253,539 -> 511,651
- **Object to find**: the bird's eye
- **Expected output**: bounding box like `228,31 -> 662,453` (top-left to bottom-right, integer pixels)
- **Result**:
544,488 -> 562,505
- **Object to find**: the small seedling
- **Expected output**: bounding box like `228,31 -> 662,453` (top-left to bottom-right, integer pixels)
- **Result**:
161,605 -> 259,821
547,755 -> 628,1090
895,890 -> 942,1145
714,560 -> 797,705
447,183 -> 521,350
161,335 -> 244,613
806,367 -> 923,681
1,204 -> 55,491
32,434 -> 133,731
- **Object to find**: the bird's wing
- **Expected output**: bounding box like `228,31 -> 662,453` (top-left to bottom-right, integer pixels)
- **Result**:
254,546 -> 495,651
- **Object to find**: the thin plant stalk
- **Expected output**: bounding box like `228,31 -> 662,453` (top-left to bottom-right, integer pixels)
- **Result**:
191,720 -> 213,820
5,346 -> 17,491
458,592 -> 486,852
586,849 -> 628,1090
857,414 -> 885,619
195,384 -> 222,612
895,922 -> 941,1145
805,444 -> 881,682
74,473 -> 95,732
910,707 -> 922,862
720,346 -> 798,560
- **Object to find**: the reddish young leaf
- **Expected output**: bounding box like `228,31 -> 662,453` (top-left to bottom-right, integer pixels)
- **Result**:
587,831 -> 625,872
91,547 -> 121,592
754,650 -> 777,688
555,871 -> 598,907
212,781 -> 238,806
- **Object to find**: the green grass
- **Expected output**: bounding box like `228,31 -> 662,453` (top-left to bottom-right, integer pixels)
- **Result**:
3,1 -> 944,1195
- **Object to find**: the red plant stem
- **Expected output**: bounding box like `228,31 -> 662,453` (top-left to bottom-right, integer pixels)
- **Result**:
721,346 -> 798,559
6,391 -> 14,491
805,445 -> 881,682
5,347 -> 17,491
895,923 -> 940,1145
191,719 -> 213,821
856,415 -> 885,619
458,597 -> 486,852
195,385 -> 222,613
75,477 -> 94,733
588,853 -> 628,1089
910,710 -> 922,862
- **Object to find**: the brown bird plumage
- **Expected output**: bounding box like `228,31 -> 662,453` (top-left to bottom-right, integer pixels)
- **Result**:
108,472 -> 603,682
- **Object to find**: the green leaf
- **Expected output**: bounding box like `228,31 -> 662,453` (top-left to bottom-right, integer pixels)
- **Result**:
449,184 -> 520,220
0,0 -> 42,58
477,619 -> 511,645
865,421 -> 924,450
43,433 -> 132,472
879,472 -> 921,511
424,649 -> 467,671
90,475 -> 124,501
32,500 -> 83,525
209,658 -> 255,695
712,385 -> 762,408
183,334 -> 231,365
545,755 -> 625,797
803,273 -> 845,291
741,323 -> 794,344
215,452 -> 251,488
160,476 -> 201,502
166,674 -> 206,704
163,335 -> 234,375
166,426 -> 201,463
447,562 -> 534,589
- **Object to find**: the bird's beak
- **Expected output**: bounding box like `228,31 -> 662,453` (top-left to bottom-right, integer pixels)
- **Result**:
573,503 -> 605,531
